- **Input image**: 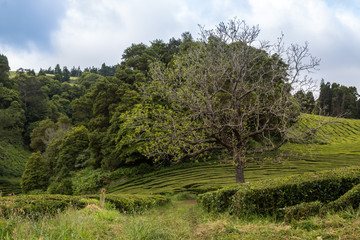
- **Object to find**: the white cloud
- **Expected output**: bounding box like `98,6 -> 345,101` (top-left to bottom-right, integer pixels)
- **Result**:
1,0 -> 360,90
50,0 -> 199,68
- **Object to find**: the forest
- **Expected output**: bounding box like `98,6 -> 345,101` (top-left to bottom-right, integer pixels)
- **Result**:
0,20 -> 360,194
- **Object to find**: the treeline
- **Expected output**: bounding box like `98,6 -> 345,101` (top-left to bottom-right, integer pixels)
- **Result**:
39,63 -> 116,79
294,80 -> 360,118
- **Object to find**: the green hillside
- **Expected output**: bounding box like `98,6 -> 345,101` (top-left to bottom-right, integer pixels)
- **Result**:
0,141 -> 29,195
108,115 -> 360,195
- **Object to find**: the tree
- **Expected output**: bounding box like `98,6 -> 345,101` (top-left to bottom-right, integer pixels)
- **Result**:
122,19 -> 320,183
21,152 -> 49,192
55,125 -> 89,173
0,54 -> 12,88
316,80 -> 359,118
54,64 -> 62,81
294,90 -> 315,113
62,66 -> 70,82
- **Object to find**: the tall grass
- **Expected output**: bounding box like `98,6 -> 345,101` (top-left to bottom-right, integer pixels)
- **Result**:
1,201 -> 359,239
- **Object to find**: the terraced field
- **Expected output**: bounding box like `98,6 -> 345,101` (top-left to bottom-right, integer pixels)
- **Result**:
108,115 -> 360,195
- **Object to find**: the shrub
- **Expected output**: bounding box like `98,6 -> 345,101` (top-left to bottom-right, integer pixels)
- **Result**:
87,193 -> 170,213
198,166 -> 360,218
326,183 -> 360,212
0,195 -> 97,218
197,184 -> 244,213
71,168 -> 105,195
284,201 -> 323,222
232,166 -> 360,217
47,178 -> 73,195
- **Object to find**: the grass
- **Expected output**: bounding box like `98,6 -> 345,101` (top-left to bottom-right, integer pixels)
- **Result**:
1,198 -> 359,239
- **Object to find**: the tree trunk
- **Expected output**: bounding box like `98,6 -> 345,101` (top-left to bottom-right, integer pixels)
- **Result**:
233,151 -> 246,183
235,163 -> 245,183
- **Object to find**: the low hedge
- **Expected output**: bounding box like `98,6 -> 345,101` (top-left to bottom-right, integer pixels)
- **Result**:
232,166 -> 360,217
87,193 -> 170,213
198,166 -> 360,218
284,201 -> 323,222
197,184 -> 244,213
284,183 -> 360,221
0,195 -> 97,218
326,183 -> 360,211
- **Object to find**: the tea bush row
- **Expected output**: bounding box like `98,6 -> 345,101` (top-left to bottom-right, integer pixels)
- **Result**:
87,193 -> 170,213
0,195 -> 97,218
284,183 -> 360,221
198,166 -> 360,219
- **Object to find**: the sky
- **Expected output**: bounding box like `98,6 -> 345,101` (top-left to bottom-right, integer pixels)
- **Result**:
0,0 -> 359,92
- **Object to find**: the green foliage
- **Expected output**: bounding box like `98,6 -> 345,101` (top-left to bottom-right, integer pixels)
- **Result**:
316,80 -> 359,118
198,166 -> 360,219
284,183 -> 360,221
0,54 -> 13,88
232,166 -> 360,217
77,72 -> 104,89
123,20 -> 312,183
326,183 -> 360,212
29,119 -> 56,152
0,141 -> 28,178
71,168 -> 105,195
0,195 -> 97,218
197,184 -> 243,213
21,152 -> 49,193
87,193 -> 170,214
55,125 -> 90,172
284,201 -> 323,222
0,85 -> 25,144
47,178 -> 74,195
15,73 -> 51,125
294,90 -> 315,114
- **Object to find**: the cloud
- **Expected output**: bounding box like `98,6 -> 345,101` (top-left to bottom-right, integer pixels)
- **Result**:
0,0 -> 360,90
0,0 -> 66,49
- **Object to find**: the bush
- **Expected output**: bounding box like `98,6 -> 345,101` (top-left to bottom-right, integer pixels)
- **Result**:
71,168 -> 105,195
0,195 -> 97,218
232,166 -> 360,217
87,193 -> 170,213
197,184 -> 244,213
284,201 -> 323,222
326,183 -> 360,212
284,183 -> 360,221
198,166 -> 360,218
47,178 -> 73,195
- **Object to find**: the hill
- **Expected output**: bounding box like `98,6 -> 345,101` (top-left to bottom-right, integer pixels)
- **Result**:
0,141 -> 29,195
107,114 -> 360,195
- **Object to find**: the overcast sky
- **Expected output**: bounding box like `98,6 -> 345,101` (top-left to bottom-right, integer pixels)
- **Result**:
0,0 -> 359,91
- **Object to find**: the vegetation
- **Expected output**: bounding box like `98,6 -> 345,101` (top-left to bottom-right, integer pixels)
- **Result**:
198,166 -> 360,216
0,197 -> 359,239
121,19 -> 319,183
0,17 -> 360,239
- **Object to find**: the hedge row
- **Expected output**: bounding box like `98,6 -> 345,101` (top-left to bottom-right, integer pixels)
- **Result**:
0,193 -> 171,218
197,184 -> 243,213
198,166 -> 360,218
0,195 -> 97,218
87,193 -> 170,213
284,183 -> 360,221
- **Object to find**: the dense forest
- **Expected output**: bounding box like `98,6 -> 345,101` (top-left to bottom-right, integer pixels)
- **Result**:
1,24 -> 359,193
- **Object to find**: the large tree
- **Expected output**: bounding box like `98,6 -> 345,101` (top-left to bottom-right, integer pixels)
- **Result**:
121,19 -> 320,183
